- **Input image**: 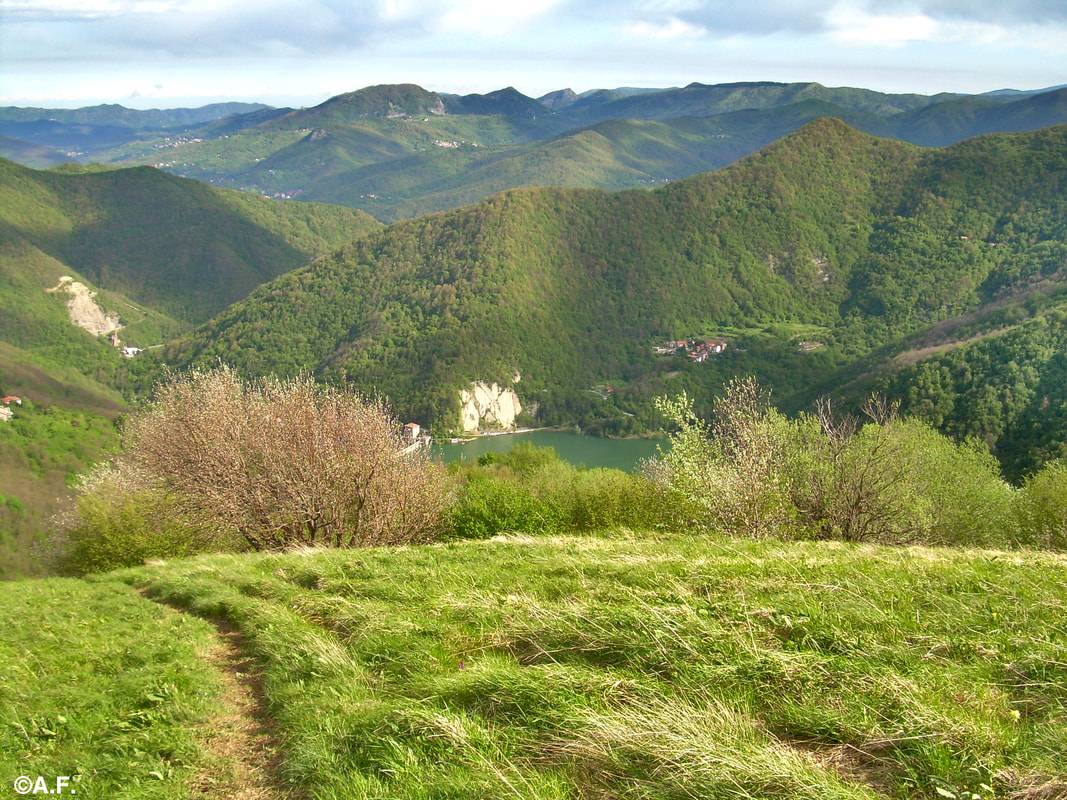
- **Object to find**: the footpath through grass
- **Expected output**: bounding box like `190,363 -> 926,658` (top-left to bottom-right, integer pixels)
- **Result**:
100,532 -> 1066,800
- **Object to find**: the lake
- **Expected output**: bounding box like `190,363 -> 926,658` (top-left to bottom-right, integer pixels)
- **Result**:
434,430 -> 666,473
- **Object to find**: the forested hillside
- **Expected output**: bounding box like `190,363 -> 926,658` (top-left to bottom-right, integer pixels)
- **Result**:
164,120 -> 1067,459
0,158 -> 380,575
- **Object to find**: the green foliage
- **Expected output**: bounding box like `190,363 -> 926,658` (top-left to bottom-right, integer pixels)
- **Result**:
51,465 -> 228,576
0,157 -> 380,325
880,306 -> 1067,481
447,442 -> 672,539
168,119 -> 921,429
0,156 -> 381,572
1014,460 -> 1067,550
446,470 -> 563,539
651,381 -> 1021,547
0,400 -> 121,579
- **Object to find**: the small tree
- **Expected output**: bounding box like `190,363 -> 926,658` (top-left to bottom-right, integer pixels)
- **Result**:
122,367 -> 447,550
651,379 -> 801,537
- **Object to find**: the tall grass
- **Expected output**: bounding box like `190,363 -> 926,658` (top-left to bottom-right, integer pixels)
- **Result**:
116,533 -> 1067,799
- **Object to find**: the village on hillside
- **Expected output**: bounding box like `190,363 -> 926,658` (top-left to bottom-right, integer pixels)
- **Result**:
652,338 -> 729,363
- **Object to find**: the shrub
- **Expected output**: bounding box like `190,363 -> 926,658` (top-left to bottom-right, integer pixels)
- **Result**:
650,380 -> 803,537
1015,460 -> 1067,550
51,464 -> 225,575
446,470 -> 563,539
447,441 -> 676,538
116,367 -> 449,550
650,380 -> 1020,547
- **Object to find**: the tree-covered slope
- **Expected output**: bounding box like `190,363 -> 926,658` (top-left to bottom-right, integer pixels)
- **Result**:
0,158 -> 380,325
892,87 -> 1067,147
294,103 -> 893,222
163,119 -> 908,422
164,121 -> 1067,441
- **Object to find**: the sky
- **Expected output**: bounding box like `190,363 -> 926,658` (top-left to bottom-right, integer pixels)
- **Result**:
1,0 -> 1065,110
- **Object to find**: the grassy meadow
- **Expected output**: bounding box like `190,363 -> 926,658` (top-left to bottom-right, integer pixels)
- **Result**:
0,578 -> 219,798
4,531 -> 1063,799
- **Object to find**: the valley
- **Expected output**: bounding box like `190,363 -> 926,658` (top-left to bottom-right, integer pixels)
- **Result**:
2,85 -> 1067,571
1,78 -> 1066,800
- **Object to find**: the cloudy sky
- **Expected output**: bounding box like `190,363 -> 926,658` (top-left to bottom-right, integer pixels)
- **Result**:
1,0 -> 1065,109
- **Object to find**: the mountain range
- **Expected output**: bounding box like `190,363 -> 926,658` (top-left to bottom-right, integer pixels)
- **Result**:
3,82 -> 1066,222
4,83 -> 1067,572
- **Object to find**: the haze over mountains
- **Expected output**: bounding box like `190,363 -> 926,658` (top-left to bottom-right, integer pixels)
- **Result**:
2,81 -> 1066,222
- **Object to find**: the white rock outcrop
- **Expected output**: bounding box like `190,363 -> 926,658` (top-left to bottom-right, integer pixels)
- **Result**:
46,276 -> 123,337
459,381 -> 522,432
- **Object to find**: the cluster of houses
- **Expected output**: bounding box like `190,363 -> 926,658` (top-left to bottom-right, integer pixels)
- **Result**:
1,395 -> 21,422
652,339 -> 729,363
109,332 -> 142,358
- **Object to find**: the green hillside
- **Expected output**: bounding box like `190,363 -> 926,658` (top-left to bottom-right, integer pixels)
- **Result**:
0,158 -> 381,575
158,120 -> 1067,466
0,158 -> 381,325
156,122 -> 1050,430
3,533 -> 1064,798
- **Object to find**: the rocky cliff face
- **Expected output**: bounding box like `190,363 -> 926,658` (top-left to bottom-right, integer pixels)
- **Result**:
46,276 -> 122,337
459,381 -> 522,432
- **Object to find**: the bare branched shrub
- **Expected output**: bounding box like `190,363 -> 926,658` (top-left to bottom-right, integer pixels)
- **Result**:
123,367 -> 447,550
650,379 -> 799,537
797,396 -> 925,542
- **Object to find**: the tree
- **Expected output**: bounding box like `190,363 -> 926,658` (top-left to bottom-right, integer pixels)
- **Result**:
650,379 -> 800,537
121,367 -> 447,550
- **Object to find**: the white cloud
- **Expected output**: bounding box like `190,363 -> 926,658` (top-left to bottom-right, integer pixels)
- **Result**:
434,0 -> 561,36
826,2 -> 940,45
0,0 -> 181,19
622,16 -> 707,40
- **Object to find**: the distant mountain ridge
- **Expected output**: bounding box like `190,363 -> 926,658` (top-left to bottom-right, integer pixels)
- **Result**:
4,81 -> 1067,223
0,102 -> 271,129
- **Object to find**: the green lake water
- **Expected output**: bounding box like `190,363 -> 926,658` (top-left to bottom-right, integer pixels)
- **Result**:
434,430 -> 665,473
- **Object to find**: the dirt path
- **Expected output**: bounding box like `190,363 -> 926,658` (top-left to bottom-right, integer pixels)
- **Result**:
192,617 -> 292,799
140,591 -> 294,799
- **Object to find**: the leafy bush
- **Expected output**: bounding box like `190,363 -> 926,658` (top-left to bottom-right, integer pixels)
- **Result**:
650,379 -> 1021,547
1015,459 -> 1067,550
446,471 -> 563,539
50,464 -> 227,575
447,443 -> 670,538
